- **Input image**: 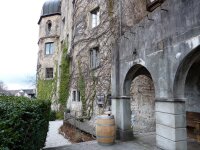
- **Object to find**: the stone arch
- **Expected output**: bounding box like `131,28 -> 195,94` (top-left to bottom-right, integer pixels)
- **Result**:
173,45 -> 200,142
173,45 -> 200,98
123,64 -> 154,96
123,64 -> 156,134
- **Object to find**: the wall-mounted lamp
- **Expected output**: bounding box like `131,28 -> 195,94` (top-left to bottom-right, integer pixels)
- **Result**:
96,94 -> 105,107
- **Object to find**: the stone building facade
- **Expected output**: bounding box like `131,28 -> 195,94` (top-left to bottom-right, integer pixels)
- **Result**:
37,0 -> 200,149
37,0 -> 61,110
112,0 -> 200,149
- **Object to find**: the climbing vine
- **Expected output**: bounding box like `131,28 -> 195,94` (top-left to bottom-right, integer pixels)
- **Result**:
59,43 -> 70,111
87,74 -> 97,118
78,60 -> 87,116
77,61 -> 98,118
37,64 -> 58,101
37,79 -> 54,100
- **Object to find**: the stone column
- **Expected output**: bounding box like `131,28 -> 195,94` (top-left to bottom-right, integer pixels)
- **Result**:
112,96 -> 133,141
155,99 -> 187,150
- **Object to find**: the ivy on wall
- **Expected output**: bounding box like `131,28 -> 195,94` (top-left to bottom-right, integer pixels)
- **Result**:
59,43 -> 70,111
78,61 -> 98,118
37,42 -> 70,112
37,62 -> 58,101
78,60 -> 87,116
37,79 -> 54,100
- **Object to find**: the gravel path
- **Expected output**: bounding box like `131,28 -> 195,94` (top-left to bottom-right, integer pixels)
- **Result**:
44,120 -> 71,148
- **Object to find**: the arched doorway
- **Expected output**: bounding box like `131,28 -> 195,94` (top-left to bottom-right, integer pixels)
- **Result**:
174,45 -> 200,147
124,64 -> 156,135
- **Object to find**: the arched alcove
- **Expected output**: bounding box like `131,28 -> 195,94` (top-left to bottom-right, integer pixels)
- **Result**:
173,45 -> 200,142
123,64 -> 155,134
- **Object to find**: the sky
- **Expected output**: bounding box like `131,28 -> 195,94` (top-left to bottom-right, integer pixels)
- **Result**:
0,0 -> 47,90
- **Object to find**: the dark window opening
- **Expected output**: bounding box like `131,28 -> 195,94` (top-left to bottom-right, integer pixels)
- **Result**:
77,91 -> 80,102
45,68 -> 53,79
72,91 -> 76,101
46,20 -> 52,33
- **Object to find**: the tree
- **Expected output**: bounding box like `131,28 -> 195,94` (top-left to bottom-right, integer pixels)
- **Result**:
0,81 -> 7,94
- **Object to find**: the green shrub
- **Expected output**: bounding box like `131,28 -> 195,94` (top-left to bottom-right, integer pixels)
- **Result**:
0,96 -> 51,150
56,111 -> 64,120
49,110 -> 56,121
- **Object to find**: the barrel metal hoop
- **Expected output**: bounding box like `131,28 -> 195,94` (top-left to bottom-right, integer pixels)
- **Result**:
96,135 -> 115,138
97,142 -> 115,146
96,115 -> 114,119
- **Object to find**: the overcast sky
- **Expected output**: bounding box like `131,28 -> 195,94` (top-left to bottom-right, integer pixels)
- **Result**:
0,0 -> 47,90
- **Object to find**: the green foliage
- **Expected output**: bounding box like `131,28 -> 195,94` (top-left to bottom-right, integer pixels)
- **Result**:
49,111 -> 64,120
49,110 -> 56,121
0,96 -> 51,150
78,60 -> 87,116
55,111 -> 64,120
37,79 -> 54,100
59,44 -> 70,111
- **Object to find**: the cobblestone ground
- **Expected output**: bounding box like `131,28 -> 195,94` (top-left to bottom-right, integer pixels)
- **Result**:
44,120 -> 71,148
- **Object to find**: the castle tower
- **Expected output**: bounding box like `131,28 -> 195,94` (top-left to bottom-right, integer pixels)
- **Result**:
37,0 -> 61,110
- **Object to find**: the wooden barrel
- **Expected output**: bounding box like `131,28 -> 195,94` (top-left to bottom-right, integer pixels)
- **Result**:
96,115 -> 115,145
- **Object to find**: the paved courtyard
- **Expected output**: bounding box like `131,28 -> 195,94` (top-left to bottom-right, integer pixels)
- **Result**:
44,120 -> 71,149
43,132 -> 200,150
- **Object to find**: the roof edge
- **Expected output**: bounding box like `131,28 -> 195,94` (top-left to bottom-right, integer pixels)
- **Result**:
38,13 -> 61,24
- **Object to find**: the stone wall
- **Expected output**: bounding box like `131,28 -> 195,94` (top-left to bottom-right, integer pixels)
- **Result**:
66,0 -> 118,120
130,75 -> 155,134
39,15 -> 61,39
122,0 -> 148,31
112,0 -> 200,149
37,13 -> 62,110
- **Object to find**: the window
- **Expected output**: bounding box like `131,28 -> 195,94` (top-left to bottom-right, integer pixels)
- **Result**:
77,91 -> 80,102
72,91 -> 76,101
45,68 -> 53,79
91,7 -> 100,28
146,0 -> 165,12
72,90 -> 81,102
45,42 -> 54,55
46,20 -> 52,34
90,47 -> 99,69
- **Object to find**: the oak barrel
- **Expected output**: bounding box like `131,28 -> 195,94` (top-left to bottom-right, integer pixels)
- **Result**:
96,115 -> 115,145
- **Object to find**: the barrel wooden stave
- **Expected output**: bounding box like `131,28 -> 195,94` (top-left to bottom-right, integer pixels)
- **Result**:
96,115 -> 115,145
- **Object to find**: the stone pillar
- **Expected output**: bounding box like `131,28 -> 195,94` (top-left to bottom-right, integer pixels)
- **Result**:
155,99 -> 187,150
112,96 -> 133,141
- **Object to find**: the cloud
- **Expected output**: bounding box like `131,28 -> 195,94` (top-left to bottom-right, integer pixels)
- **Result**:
0,0 -> 46,90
